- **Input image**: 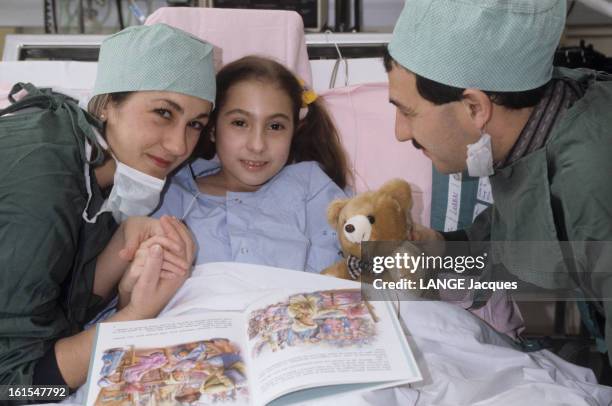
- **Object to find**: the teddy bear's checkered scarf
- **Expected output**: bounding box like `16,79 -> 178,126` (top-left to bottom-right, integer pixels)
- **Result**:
346,254 -> 365,280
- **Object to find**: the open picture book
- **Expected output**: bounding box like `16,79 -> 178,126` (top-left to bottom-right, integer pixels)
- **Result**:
85,288 -> 422,405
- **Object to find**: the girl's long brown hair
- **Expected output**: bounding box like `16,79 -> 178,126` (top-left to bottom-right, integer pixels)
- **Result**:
197,55 -> 350,189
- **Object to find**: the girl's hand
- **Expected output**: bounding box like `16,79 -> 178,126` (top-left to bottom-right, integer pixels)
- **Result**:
120,244 -> 187,319
119,215 -> 195,279
136,216 -> 196,279
118,216 -> 165,261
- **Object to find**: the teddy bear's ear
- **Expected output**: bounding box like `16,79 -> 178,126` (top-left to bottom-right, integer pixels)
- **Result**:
378,179 -> 413,212
327,198 -> 349,227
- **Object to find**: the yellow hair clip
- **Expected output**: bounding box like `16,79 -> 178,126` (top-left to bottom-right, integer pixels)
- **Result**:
302,88 -> 318,107
298,78 -> 318,107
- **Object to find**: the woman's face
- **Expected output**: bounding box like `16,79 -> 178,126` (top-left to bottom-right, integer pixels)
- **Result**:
214,80 -> 294,192
103,91 -> 212,179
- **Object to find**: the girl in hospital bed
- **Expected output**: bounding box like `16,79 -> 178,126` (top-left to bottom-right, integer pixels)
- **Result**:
155,56 -> 351,273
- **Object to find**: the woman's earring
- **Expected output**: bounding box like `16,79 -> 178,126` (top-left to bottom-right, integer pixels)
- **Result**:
100,114 -> 106,122
210,129 -> 216,143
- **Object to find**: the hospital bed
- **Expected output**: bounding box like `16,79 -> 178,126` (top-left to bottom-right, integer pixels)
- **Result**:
1,7 -> 611,405
64,263 -> 612,405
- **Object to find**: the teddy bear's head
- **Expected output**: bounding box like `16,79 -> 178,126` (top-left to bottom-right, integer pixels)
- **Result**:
327,179 -> 414,259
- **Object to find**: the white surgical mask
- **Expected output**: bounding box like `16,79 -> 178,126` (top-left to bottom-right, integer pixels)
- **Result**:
82,135 -> 165,224
101,160 -> 165,223
466,132 -> 494,177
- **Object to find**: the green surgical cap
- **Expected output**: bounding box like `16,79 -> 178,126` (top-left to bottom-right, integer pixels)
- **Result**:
93,23 -> 216,105
388,0 -> 566,91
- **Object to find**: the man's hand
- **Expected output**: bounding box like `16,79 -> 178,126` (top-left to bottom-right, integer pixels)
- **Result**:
410,223 -> 444,241
409,223 -> 446,257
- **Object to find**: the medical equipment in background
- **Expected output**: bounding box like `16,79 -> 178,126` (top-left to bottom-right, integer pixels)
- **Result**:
334,0 -> 360,32
577,0 -> 612,17
42,0 -> 156,33
166,0 -> 195,5
555,39 -> 612,72
198,0 -> 329,32
44,0 -> 58,33
0,30 -> 390,92
41,0 -> 330,32
36,0 -> 612,35
2,30 -> 389,62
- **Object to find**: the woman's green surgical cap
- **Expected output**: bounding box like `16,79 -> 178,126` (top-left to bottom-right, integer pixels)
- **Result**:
93,23 -> 216,105
388,0 -> 566,92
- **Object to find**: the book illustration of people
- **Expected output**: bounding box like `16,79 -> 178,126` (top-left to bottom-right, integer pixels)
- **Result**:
86,281 -> 421,406
247,289 -> 379,357
93,338 -> 248,405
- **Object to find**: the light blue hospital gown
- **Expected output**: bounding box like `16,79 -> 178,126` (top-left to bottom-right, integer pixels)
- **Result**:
154,159 -> 346,273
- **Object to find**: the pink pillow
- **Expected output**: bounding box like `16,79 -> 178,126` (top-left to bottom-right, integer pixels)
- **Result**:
321,83 -> 432,226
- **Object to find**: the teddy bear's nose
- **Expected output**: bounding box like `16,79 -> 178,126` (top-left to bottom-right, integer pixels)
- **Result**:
345,224 -> 355,233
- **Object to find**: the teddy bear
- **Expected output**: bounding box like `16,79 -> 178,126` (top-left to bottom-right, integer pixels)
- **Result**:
322,178 -> 417,281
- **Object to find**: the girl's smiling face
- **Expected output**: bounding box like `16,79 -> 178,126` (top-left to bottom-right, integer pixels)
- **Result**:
213,79 -> 294,192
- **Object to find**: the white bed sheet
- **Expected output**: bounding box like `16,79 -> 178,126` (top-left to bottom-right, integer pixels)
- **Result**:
55,262 -> 611,406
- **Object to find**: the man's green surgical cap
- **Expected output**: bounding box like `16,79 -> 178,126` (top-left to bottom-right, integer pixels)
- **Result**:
388,0 -> 566,91
93,23 -> 216,105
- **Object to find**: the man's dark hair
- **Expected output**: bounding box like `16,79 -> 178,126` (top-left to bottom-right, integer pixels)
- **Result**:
383,48 -> 548,109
